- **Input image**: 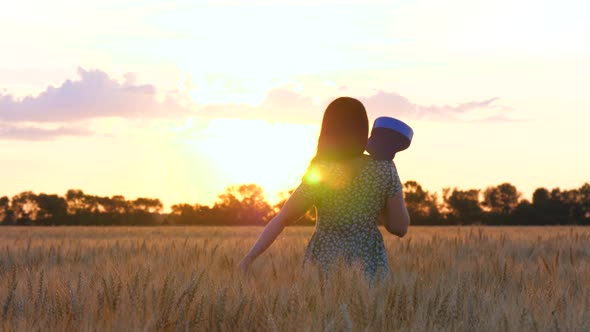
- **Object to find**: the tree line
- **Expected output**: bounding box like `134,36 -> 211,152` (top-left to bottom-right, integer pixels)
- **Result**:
1,182 -> 589,226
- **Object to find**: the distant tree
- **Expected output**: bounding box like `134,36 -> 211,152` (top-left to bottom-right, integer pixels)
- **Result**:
443,188 -> 483,224
65,189 -> 87,215
482,183 -> 521,216
579,183 -> 590,221
531,187 -> 557,224
98,195 -> 130,214
118,197 -> 164,225
84,195 -> 103,214
532,188 -> 550,207
11,191 -> 40,224
64,189 -> 101,224
131,198 -> 163,214
548,188 -> 576,224
531,187 -> 583,224
403,181 -> 441,224
35,194 -> 68,224
554,188 -> 585,223
510,199 -> 536,224
0,196 -> 11,224
215,184 -> 273,225
171,203 -> 197,217
168,203 -> 215,225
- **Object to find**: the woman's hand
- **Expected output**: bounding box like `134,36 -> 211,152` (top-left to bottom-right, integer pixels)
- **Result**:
238,255 -> 254,273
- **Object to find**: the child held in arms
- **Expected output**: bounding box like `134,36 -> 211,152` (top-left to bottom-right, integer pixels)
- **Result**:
365,117 -> 414,160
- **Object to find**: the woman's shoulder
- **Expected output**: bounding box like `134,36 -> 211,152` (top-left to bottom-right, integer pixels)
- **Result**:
308,154 -> 371,170
302,155 -> 375,188
364,157 -> 397,176
362,155 -> 391,166
333,154 -> 393,176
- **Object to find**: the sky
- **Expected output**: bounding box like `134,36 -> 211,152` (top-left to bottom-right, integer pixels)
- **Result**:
1,0 -> 589,210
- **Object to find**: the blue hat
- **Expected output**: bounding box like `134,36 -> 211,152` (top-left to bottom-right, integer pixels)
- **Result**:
366,117 -> 413,160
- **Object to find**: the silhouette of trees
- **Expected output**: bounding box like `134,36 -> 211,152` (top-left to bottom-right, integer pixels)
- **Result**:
481,183 -> 521,224
403,181 -> 441,225
0,196 -> 11,224
170,203 -> 192,224
532,188 -> 550,208
10,191 -> 41,224
1,190 -> 163,225
556,188 -> 585,222
1,181 -> 589,226
483,183 -> 521,215
99,195 -> 130,214
131,198 -> 163,214
65,189 -> 89,215
35,194 -> 67,224
443,188 -> 483,225
517,186 -> 590,225
213,184 -> 273,225
169,204 -> 215,225
580,183 -> 590,219
510,199 -> 536,225
167,184 -> 274,225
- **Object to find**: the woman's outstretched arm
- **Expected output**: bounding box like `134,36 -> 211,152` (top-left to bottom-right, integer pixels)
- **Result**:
239,188 -> 313,272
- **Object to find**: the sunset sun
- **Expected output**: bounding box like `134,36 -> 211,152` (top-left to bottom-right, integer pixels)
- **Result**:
194,119 -> 319,203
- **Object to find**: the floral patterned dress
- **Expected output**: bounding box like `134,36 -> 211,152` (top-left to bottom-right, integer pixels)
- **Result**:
294,155 -> 403,284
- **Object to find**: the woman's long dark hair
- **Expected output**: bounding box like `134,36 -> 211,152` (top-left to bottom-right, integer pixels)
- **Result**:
311,97 -> 369,163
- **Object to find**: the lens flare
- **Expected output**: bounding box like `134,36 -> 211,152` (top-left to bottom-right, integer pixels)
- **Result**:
305,167 -> 322,184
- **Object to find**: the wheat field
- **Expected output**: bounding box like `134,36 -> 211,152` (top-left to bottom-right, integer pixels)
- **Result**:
0,226 -> 589,331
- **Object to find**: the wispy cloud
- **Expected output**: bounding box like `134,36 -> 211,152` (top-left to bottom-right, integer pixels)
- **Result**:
195,88 -> 514,124
0,68 -> 515,140
0,123 -> 92,141
0,67 -> 191,123
196,87 -> 321,124
359,91 -> 511,122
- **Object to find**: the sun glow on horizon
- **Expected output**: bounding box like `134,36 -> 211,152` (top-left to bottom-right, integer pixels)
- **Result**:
193,119 -> 319,204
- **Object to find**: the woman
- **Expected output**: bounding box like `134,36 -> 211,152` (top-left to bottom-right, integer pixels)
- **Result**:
238,97 -> 410,284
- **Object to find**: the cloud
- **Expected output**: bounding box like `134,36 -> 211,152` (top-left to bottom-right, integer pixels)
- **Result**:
359,91 -> 510,122
0,123 -> 92,141
197,87 -> 323,124
194,88 -> 513,124
0,67 -> 191,123
469,114 -> 526,123
0,67 -> 514,141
